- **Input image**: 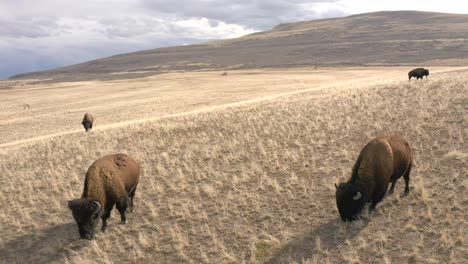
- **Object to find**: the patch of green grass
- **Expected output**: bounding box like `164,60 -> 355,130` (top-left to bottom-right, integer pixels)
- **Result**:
255,241 -> 276,260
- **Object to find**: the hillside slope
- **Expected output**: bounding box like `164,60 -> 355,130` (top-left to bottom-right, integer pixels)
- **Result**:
11,11 -> 468,82
4,67 -> 454,146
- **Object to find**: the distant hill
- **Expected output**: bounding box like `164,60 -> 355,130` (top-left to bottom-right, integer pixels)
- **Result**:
11,11 -> 468,82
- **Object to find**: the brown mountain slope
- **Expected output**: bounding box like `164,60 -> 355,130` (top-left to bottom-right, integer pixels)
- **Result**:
11,11 -> 468,82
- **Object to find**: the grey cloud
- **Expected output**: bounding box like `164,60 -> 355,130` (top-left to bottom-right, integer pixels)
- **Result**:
140,0 -> 343,29
0,0 -> 141,19
100,17 -> 180,38
0,17 -> 59,38
208,19 -> 220,27
101,18 -> 152,38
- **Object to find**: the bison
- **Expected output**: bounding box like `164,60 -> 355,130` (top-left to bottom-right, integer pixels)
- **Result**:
408,68 -> 429,81
82,113 -> 94,132
68,153 -> 140,239
335,135 -> 414,221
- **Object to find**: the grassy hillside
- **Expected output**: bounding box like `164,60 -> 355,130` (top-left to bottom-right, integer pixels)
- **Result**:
2,66 -> 439,146
0,67 -> 466,263
10,11 -> 468,82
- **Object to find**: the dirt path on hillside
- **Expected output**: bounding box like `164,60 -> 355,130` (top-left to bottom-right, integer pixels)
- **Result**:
0,77 -> 377,149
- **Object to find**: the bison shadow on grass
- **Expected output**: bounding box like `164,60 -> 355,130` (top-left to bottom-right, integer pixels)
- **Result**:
265,218 -> 367,263
265,197 -> 404,264
0,223 -> 87,263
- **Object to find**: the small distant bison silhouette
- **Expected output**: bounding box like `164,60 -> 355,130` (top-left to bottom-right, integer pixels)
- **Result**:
68,154 -> 140,239
408,68 -> 429,81
335,135 -> 414,221
82,113 -> 94,132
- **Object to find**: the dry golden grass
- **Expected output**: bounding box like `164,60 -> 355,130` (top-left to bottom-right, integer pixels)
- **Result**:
3,66 -> 449,146
0,67 -> 466,263
0,67 -> 384,145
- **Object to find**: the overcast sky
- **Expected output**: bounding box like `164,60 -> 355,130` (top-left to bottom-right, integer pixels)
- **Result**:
2,0 -> 468,78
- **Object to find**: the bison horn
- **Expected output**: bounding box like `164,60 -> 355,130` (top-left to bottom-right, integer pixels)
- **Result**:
92,200 -> 101,212
353,192 -> 362,200
335,183 -> 338,189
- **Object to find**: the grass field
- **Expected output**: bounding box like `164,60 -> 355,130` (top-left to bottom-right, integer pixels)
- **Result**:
0,67 -> 466,263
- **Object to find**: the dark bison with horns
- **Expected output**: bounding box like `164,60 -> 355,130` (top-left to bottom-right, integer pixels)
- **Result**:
335,135 -> 414,221
408,68 -> 429,81
68,154 -> 140,239
82,113 -> 94,132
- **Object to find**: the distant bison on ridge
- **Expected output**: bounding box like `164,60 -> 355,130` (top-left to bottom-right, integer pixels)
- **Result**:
335,135 -> 414,221
68,154 -> 140,239
408,68 -> 429,81
82,113 -> 94,132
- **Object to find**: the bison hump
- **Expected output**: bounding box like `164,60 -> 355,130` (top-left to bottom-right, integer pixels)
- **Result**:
114,154 -> 128,169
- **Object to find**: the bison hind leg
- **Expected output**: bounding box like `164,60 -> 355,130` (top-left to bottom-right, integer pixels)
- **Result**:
403,163 -> 412,195
129,187 -> 137,213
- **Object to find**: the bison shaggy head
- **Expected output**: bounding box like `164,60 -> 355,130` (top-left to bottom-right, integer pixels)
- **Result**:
68,199 -> 102,239
82,121 -> 92,132
335,183 -> 366,222
424,69 -> 429,76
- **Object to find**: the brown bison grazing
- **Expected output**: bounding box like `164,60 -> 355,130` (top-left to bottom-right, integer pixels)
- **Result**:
335,135 -> 413,221
82,113 -> 94,132
408,68 -> 429,81
68,154 -> 140,239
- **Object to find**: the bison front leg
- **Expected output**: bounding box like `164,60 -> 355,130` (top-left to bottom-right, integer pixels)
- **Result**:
101,203 -> 114,232
387,179 -> 397,195
370,190 -> 386,212
116,197 -> 130,224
